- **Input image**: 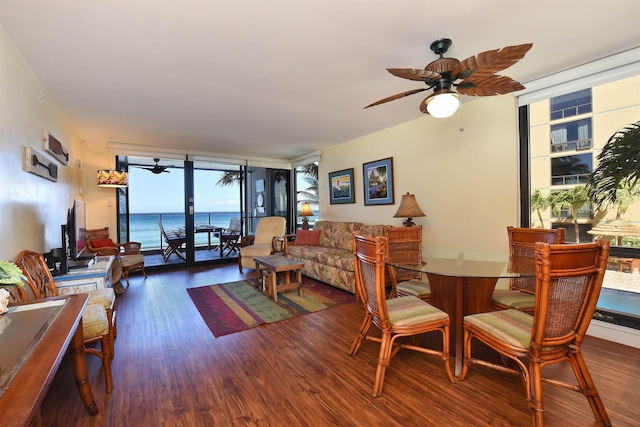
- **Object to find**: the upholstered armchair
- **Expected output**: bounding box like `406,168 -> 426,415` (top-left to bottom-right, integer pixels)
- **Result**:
238,217 -> 286,272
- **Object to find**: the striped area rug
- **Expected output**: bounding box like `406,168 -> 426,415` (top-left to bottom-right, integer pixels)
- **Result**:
187,276 -> 354,337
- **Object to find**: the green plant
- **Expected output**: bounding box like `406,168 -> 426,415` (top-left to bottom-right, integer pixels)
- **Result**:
531,189 -> 550,228
548,186 -> 591,242
0,261 -> 26,286
587,120 -> 640,207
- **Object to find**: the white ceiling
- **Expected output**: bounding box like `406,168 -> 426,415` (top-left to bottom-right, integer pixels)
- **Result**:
1,0 -> 639,160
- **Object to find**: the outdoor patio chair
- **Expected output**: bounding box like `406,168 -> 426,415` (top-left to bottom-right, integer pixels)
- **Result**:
159,220 -> 187,262
459,240 -> 611,427
348,233 -> 454,397
491,226 -> 565,314
220,217 -> 242,256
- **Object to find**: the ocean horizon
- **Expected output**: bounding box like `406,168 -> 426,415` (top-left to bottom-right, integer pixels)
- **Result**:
130,212 -> 240,250
130,212 -> 318,250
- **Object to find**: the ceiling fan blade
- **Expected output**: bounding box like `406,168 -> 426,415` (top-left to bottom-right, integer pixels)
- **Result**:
387,68 -> 441,82
452,43 -> 533,80
364,88 -> 429,109
456,75 -> 526,96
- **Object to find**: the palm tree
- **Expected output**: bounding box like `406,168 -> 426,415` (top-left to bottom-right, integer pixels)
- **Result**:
297,163 -> 319,204
531,189 -> 550,228
548,186 -> 590,242
613,181 -> 640,219
587,120 -> 640,207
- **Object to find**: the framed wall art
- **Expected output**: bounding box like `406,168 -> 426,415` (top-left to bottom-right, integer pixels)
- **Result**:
328,168 -> 355,204
363,157 -> 394,206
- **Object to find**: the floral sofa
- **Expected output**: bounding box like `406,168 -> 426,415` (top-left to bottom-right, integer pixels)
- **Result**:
284,220 -> 386,293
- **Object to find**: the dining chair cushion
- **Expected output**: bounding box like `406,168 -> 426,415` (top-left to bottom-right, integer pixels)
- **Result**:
396,279 -> 431,298
120,254 -> 144,268
82,303 -> 110,338
387,296 -> 449,327
491,289 -> 535,311
464,309 -> 533,349
294,229 -> 321,246
87,288 -> 116,310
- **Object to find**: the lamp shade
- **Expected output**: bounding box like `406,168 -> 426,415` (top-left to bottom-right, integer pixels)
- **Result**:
423,90 -> 460,118
98,170 -> 128,188
299,202 -> 314,217
299,202 -> 315,230
393,193 -> 425,226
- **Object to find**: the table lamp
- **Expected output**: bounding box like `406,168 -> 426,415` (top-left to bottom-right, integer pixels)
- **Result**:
393,193 -> 425,226
299,203 -> 315,230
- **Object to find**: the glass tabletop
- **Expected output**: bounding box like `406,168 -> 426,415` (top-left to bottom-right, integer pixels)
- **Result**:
388,253 -> 537,279
0,299 -> 68,396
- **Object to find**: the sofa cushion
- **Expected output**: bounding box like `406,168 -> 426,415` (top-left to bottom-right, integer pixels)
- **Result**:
287,245 -> 355,272
294,229 -> 321,246
357,223 -> 386,237
314,221 -> 361,251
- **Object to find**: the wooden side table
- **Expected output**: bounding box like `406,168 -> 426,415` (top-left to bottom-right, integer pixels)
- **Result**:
253,255 -> 304,302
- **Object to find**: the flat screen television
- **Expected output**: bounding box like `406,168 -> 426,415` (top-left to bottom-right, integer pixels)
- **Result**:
66,199 -> 88,261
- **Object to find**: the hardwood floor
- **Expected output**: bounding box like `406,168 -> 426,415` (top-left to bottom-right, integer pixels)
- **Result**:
40,263 -> 639,426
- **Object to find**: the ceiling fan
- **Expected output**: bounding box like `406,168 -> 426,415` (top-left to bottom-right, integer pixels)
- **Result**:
365,38 -> 533,118
136,158 -> 173,174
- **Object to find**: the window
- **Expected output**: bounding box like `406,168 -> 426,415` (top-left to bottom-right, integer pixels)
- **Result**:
550,119 -> 592,152
521,70 -> 640,331
550,88 -> 592,120
550,153 -> 592,185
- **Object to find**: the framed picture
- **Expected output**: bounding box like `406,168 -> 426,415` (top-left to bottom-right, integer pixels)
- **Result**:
363,157 -> 394,206
329,168 -> 355,204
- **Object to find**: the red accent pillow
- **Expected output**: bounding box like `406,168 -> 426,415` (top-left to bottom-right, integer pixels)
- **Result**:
295,230 -> 321,246
91,238 -> 115,248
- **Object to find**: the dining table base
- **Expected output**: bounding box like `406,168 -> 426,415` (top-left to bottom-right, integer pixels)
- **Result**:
426,273 -> 499,377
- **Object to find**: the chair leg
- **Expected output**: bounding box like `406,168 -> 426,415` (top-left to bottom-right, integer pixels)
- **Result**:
458,328 -> 473,381
568,352 -> 612,427
373,331 -> 392,397
238,254 -> 243,273
348,314 -> 373,356
100,334 -> 113,393
528,360 -> 543,427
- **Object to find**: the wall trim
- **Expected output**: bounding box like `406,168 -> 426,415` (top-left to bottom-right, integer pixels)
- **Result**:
587,319 -> 640,349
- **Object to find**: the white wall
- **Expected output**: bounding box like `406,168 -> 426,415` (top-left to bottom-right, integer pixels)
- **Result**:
0,27 -> 82,261
320,95 -> 521,258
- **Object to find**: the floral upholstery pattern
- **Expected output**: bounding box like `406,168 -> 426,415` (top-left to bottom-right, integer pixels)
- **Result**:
287,221 -> 387,293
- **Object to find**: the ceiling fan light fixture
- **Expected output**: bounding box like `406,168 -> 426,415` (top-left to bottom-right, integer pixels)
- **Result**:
425,90 -> 460,118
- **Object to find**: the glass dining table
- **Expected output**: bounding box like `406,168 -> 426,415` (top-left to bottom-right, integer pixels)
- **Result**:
388,252 -> 536,377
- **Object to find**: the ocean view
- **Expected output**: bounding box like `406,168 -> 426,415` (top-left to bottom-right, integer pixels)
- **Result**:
130,212 -> 240,250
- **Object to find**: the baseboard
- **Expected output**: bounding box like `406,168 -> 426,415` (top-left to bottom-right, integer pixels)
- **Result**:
587,319 -> 640,349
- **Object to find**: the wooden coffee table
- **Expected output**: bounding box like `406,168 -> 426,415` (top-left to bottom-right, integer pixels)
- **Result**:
253,254 -> 304,302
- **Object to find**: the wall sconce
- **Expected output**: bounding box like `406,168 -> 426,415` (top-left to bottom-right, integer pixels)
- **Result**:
97,170 -> 128,188
299,203 -> 315,230
393,192 -> 425,226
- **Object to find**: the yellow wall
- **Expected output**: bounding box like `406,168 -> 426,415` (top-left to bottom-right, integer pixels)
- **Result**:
320,95 -> 521,258
0,28 -> 83,261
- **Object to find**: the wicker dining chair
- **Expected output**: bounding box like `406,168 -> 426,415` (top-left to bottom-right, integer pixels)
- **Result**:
383,225 -> 431,302
16,250 -> 114,392
491,226 -> 566,314
348,233 -> 454,397
459,240 -> 611,427
87,226 -> 147,287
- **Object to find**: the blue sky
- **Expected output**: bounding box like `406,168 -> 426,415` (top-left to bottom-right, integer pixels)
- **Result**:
128,168 -> 240,214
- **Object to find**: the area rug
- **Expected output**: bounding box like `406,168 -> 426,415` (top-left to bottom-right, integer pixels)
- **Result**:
187,276 -> 354,337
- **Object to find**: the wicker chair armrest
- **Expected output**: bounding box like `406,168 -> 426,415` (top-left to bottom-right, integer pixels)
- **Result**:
118,241 -> 142,255
272,235 -> 288,255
